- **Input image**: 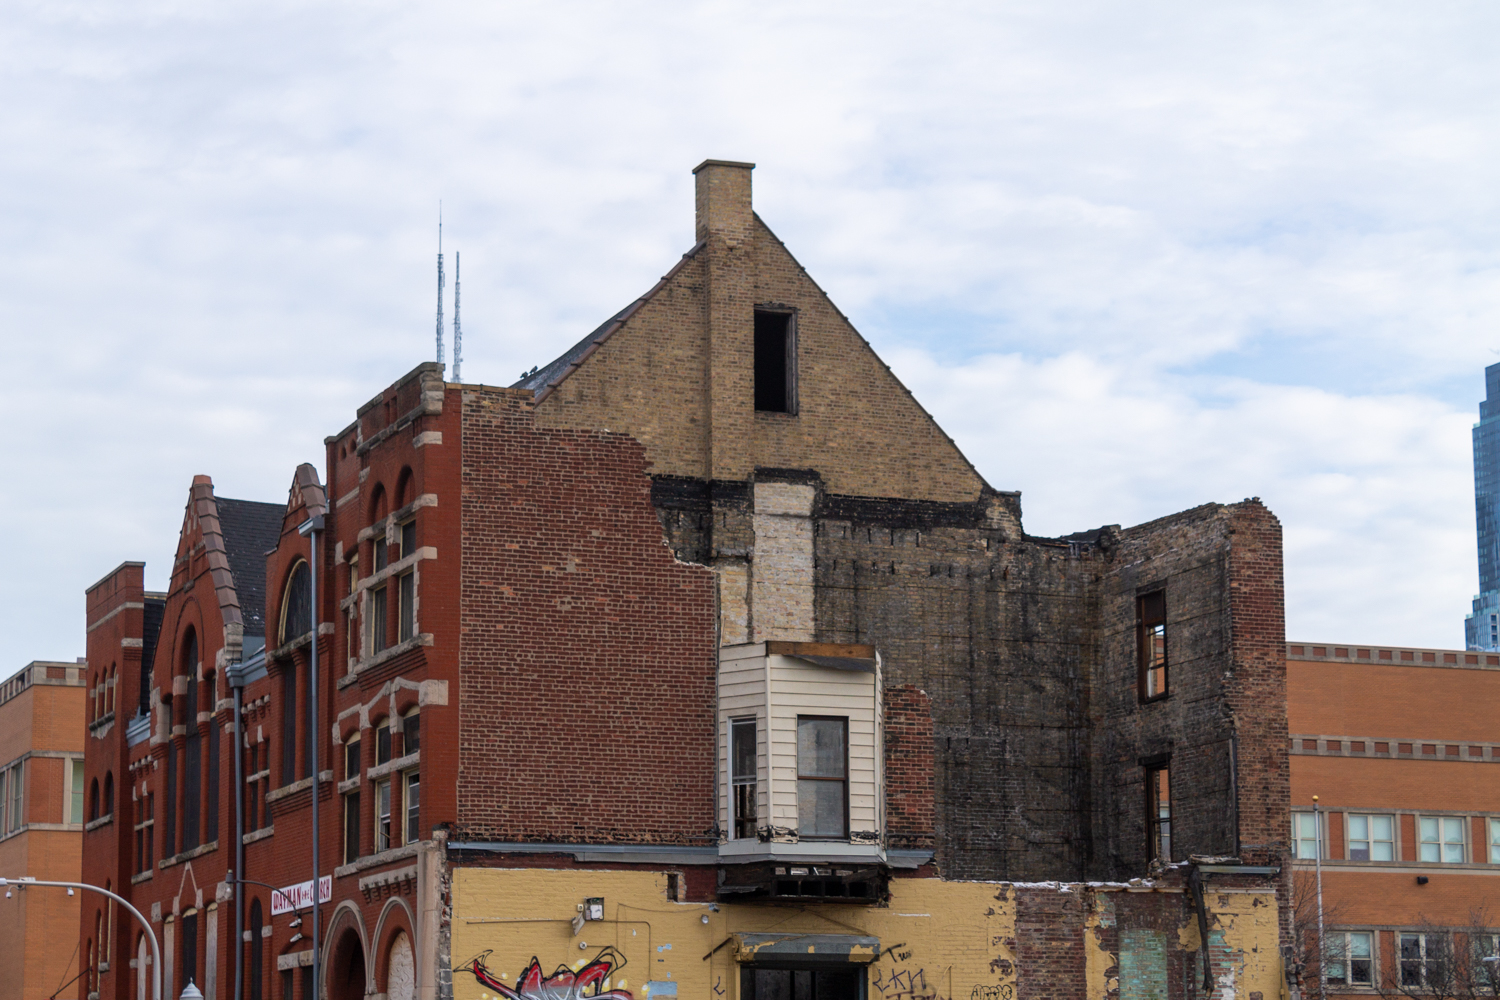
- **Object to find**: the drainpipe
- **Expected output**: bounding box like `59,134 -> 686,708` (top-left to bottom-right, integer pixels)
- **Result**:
1314,795 -> 1326,1000
228,657 -> 246,1000
298,515 -> 325,999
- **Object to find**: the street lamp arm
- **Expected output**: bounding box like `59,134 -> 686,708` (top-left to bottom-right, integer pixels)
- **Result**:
0,877 -> 161,1000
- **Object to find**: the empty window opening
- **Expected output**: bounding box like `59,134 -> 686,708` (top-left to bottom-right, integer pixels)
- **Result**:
731,718 -> 757,840
797,716 -> 848,840
754,310 -> 797,414
1146,764 -> 1171,861
1137,590 -> 1168,700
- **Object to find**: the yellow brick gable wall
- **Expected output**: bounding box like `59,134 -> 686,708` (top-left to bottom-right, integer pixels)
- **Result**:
533,219 -> 986,505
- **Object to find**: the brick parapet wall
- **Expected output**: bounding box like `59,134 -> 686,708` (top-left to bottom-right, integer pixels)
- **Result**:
457,386 -> 718,844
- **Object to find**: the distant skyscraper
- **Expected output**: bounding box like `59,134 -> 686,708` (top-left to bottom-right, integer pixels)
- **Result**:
1466,363 -> 1500,650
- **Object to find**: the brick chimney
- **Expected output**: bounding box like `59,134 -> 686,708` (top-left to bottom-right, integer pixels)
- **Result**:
693,159 -> 755,245
693,159 -> 758,482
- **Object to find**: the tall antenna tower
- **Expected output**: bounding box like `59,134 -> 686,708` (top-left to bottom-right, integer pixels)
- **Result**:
436,205 -> 446,369
452,251 -> 463,382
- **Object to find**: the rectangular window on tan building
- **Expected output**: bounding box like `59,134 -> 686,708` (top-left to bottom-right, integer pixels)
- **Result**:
753,310 -> 797,414
1137,590 -> 1167,701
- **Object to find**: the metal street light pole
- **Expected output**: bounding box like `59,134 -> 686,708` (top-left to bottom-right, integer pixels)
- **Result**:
0,877 -> 160,1000
298,514 -> 325,999
1314,795 -> 1326,1000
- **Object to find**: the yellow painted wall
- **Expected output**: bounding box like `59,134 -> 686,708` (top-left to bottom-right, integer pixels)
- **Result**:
450,869 -> 1283,1000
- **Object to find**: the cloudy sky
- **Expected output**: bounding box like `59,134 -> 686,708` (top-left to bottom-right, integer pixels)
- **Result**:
3,0 -> 1496,667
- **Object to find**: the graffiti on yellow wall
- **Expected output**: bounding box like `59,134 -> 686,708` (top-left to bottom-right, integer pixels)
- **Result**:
461,947 -> 633,1000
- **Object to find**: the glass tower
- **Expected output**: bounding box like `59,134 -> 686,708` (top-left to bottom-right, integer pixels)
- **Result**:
1466,363 -> 1500,650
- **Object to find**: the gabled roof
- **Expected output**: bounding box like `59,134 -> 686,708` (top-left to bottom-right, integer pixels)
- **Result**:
215,497 -> 282,638
513,240 -> 706,402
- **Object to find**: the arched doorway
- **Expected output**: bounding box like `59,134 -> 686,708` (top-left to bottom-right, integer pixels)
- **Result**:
386,932 -> 415,1000
327,928 -> 366,1000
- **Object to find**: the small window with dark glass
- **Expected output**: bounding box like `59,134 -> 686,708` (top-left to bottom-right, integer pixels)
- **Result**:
402,709 -> 420,756
280,561 -> 312,645
754,309 -> 797,414
376,719 -> 392,766
796,716 -> 847,839
1137,590 -> 1167,701
731,718 -> 757,840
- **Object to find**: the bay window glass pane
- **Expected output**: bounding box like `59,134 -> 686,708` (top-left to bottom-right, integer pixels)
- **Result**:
796,719 -> 845,777
797,778 -> 845,839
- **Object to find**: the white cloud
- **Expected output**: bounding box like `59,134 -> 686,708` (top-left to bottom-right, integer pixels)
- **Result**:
0,0 -> 1495,663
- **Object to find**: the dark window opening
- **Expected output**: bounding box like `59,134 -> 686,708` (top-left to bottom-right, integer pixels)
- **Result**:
281,562 -> 312,645
345,738 -> 361,780
732,717 -> 757,840
281,668 -> 297,785
89,779 -> 99,822
398,570 -> 415,642
1146,764 -> 1171,862
181,910 -> 198,992
796,716 -> 848,840
205,710 -> 219,842
402,713 -> 419,755
163,740 -> 176,857
376,720 -> 392,765
249,900 -> 264,1000
371,585 -> 389,654
1137,590 -> 1168,701
103,772 -> 113,816
741,966 -> 863,1000
343,791 -> 361,864
183,671 -> 200,850
754,310 -> 796,414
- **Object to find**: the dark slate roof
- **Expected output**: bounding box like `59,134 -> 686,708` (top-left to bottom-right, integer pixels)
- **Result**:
141,596 -> 166,694
511,305 -> 632,393
216,497 -> 284,639
511,240 -> 706,397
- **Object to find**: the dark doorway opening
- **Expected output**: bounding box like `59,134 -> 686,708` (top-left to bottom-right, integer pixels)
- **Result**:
741,966 -> 864,1000
328,928 -> 367,1000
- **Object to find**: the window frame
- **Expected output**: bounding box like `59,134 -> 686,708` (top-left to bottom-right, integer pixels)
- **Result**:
375,719 -> 392,766
794,715 -> 848,841
1291,811 -> 1324,860
374,779 -> 392,853
401,710 -> 420,756
1399,931 -> 1445,988
1418,815 -> 1466,863
1346,813 -> 1395,861
403,770 -> 420,845
1137,590 -> 1168,702
1145,763 -> 1172,862
1325,930 -> 1375,987
752,308 -> 798,415
731,717 -> 758,841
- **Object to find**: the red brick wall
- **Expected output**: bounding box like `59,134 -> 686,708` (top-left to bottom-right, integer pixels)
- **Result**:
456,387 -> 717,844
1225,500 -> 1290,870
883,684 -> 934,851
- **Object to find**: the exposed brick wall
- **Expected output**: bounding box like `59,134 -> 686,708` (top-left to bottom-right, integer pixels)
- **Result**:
1014,887 -> 1087,1000
884,684 -> 935,851
457,387 -> 718,844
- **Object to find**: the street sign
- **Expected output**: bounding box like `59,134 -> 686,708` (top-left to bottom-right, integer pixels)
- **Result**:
270,875 -> 331,915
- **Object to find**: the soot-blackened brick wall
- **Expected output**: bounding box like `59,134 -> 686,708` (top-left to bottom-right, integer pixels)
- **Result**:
884,683 -> 935,851
456,387 -> 718,845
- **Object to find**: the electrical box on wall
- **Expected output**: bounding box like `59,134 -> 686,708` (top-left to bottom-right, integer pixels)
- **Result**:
585,897 -> 604,921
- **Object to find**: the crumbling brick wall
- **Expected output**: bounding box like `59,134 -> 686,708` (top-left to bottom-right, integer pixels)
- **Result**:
456,387 -> 719,845
884,684 -> 935,851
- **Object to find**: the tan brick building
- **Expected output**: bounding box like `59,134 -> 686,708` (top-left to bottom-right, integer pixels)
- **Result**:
1288,641 -> 1500,995
0,659 -> 87,1000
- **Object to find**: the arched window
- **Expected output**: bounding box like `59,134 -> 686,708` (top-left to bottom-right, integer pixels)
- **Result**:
104,772 -> 114,816
88,673 -> 95,723
280,561 -> 312,644
249,899 -> 264,1000
89,779 -> 99,822
183,666 -> 201,850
